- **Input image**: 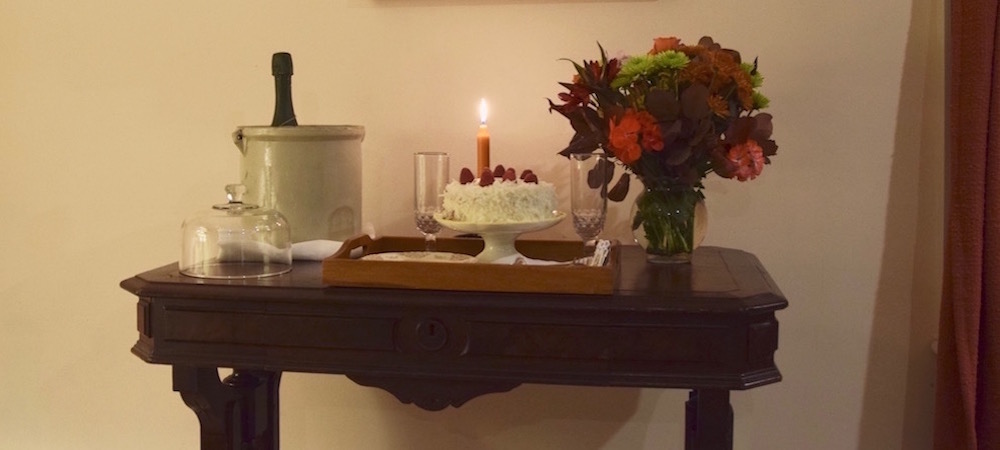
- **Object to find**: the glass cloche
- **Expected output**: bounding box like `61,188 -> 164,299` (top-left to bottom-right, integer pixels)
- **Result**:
180,184 -> 292,279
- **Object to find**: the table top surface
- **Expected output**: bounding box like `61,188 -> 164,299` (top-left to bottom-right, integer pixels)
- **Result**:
122,245 -> 787,315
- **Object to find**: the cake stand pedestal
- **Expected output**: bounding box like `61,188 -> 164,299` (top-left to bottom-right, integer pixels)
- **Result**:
434,213 -> 565,263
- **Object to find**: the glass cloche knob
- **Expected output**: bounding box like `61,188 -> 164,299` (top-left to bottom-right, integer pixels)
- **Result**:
225,184 -> 247,203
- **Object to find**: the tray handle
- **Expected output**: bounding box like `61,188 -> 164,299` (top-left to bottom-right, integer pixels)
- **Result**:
331,234 -> 375,260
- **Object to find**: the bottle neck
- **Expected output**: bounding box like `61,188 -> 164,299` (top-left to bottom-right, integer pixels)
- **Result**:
271,75 -> 297,127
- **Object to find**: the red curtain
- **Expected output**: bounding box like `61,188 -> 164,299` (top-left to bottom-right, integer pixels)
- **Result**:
936,0 -> 1000,448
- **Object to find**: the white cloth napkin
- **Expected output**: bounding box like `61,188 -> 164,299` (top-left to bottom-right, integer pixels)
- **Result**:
292,223 -> 377,260
292,240 -> 345,261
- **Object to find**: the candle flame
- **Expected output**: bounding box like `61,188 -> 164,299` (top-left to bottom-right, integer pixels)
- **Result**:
479,98 -> 488,124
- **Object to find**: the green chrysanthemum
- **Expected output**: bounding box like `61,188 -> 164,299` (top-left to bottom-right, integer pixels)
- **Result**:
752,91 -> 770,109
612,51 -> 689,89
650,50 -> 689,72
612,56 -> 654,88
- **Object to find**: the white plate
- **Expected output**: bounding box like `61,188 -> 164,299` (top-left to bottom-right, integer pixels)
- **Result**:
360,251 -> 476,263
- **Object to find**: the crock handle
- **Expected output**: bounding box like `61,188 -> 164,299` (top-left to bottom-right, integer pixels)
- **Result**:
232,128 -> 247,156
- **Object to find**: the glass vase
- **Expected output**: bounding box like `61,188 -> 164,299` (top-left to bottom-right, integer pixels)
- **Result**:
630,185 -> 707,264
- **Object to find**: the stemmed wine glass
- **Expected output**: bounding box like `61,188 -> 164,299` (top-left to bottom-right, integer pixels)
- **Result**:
569,153 -> 608,246
414,152 -> 449,251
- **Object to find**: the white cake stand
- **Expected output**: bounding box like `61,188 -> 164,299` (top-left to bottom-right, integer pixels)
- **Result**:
434,212 -> 566,263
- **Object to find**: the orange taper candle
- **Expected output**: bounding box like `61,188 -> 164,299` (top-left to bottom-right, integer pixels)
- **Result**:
477,98 -> 490,173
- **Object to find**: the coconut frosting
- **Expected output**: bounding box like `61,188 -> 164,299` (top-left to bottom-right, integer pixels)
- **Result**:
441,179 -> 558,223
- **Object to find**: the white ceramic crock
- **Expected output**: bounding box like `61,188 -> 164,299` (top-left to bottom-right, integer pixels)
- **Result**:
233,125 -> 365,243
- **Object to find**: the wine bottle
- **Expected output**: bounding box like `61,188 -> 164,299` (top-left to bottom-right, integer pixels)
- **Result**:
271,52 -> 298,127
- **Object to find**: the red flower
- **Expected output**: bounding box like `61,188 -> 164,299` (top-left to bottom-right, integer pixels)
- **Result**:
609,113 -> 643,164
586,60 -> 603,81
603,58 -> 622,83
636,112 -> 664,151
581,59 -> 622,85
556,82 -> 591,112
725,140 -> 766,181
609,111 -> 664,164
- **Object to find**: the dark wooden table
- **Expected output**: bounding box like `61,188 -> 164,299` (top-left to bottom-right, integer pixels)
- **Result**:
121,245 -> 786,450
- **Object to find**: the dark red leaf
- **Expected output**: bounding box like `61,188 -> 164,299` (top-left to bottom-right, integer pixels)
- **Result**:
599,158 -> 615,184
558,132 -> 602,157
607,173 -> 631,202
680,84 -> 711,119
664,143 -> 692,166
646,89 -> 679,121
750,113 -> 773,141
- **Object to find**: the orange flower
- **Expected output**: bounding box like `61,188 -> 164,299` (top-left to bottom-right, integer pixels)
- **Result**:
649,37 -> 681,55
708,95 -> 729,118
726,140 -> 766,181
609,113 -> 643,164
735,76 -> 754,110
679,58 -> 714,86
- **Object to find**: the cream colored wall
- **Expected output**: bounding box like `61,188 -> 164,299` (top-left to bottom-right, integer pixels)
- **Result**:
0,0 -> 943,448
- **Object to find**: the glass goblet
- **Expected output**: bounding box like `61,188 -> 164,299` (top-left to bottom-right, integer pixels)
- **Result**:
569,153 -> 608,246
414,152 -> 449,250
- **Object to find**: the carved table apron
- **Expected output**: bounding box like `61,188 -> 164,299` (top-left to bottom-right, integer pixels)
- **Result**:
122,245 -> 787,450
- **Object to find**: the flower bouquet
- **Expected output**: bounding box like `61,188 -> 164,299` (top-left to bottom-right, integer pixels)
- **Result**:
549,36 -> 778,262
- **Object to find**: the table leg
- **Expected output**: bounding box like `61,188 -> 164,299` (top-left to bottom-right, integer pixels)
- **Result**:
684,389 -> 733,450
172,366 -> 282,450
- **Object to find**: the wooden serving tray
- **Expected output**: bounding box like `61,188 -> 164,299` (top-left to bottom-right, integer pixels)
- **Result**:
322,235 -> 619,295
